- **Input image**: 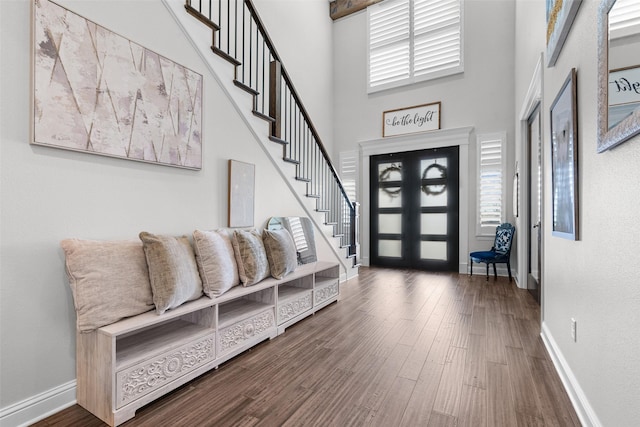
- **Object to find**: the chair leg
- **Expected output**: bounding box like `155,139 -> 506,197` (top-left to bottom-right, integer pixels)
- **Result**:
485,263 -> 489,281
470,258 -> 473,276
492,263 -> 497,279
507,262 -> 512,281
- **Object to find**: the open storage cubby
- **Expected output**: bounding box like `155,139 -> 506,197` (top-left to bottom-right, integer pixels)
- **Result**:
217,287 -> 276,362
277,274 -> 314,331
313,263 -> 340,309
76,261 -> 340,426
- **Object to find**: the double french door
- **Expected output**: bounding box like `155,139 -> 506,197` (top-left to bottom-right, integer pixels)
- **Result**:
370,146 -> 459,271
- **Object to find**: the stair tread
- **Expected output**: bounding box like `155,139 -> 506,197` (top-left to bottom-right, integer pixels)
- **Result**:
253,111 -> 275,122
234,80 -> 259,96
184,4 -> 220,31
211,47 -> 241,66
295,177 -> 311,182
269,135 -> 288,145
307,194 -> 321,199
283,157 -> 300,165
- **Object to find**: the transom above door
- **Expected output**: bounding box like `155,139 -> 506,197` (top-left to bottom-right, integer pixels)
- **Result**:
370,146 -> 459,271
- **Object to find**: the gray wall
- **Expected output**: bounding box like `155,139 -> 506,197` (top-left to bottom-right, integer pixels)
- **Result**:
0,0 -> 334,422
514,0 -> 640,425
331,1 -> 518,269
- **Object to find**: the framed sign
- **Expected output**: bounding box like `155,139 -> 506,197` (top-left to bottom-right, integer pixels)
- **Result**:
550,68 -> 579,240
383,102 -> 441,137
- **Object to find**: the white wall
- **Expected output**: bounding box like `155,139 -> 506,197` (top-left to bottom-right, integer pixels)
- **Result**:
0,0 -> 334,422
253,0 -> 335,155
332,0 -> 517,270
514,1 -> 640,425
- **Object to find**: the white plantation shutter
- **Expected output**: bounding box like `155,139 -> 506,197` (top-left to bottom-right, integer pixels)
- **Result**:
339,150 -> 358,203
609,0 -> 640,40
368,0 -> 463,92
413,0 -> 461,77
368,0 -> 411,88
477,132 -> 506,236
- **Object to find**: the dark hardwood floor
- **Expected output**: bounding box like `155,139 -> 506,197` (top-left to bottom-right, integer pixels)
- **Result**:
33,267 -> 581,426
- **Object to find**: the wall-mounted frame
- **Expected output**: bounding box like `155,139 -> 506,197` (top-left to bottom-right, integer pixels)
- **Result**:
550,68 -> 579,240
32,0 -> 203,169
382,102 -> 441,137
228,160 -> 255,228
546,0 -> 583,67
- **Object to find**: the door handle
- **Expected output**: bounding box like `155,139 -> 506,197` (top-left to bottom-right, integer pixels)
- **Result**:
533,222 -> 541,229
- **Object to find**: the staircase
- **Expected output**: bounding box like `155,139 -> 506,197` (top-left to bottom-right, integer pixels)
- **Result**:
173,0 -> 359,271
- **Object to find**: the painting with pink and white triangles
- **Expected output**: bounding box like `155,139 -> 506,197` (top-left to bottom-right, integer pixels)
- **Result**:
32,0 -> 203,170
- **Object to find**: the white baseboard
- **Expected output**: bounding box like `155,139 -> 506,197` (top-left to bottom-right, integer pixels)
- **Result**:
540,322 -> 602,427
0,381 -> 76,427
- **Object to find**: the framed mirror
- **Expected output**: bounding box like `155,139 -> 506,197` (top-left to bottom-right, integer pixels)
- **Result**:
597,0 -> 640,152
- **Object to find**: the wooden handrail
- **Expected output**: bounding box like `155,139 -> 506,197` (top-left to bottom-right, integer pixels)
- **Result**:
184,0 -> 358,258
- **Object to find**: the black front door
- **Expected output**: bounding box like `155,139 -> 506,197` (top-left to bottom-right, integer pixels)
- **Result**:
370,146 -> 459,271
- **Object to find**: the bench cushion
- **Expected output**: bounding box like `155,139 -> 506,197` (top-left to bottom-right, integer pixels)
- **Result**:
60,239 -> 154,332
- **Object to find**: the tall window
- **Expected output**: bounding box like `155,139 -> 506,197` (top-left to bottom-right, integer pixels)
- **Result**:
367,0 -> 464,92
477,132 -> 506,236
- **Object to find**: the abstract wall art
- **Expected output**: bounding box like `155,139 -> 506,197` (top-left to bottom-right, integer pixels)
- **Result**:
228,160 -> 255,228
33,0 -> 203,169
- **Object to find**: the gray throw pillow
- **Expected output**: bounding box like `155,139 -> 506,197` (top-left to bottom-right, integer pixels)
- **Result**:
263,228 -> 298,279
232,229 -> 270,286
193,229 -> 240,297
139,232 -> 203,314
60,239 -> 155,332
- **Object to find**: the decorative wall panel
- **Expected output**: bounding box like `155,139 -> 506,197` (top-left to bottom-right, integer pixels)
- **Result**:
33,0 -> 203,169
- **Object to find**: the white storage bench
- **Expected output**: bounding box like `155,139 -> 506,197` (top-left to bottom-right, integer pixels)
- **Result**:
75,261 -> 339,426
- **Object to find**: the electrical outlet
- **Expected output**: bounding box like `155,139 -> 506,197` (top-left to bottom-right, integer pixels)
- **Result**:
571,318 -> 577,342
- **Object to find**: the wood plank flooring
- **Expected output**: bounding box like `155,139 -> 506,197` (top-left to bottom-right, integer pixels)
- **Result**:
33,267 -> 581,427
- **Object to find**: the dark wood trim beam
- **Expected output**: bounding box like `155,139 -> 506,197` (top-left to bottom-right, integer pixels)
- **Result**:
329,0 -> 383,20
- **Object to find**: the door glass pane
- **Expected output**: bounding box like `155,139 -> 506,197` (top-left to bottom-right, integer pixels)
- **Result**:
421,188 -> 448,207
379,188 -> 402,207
421,158 -> 448,178
379,214 -> 402,234
421,213 -> 447,235
420,158 -> 448,207
379,240 -> 402,257
420,241 -> 447,260
378,162 -> 402,182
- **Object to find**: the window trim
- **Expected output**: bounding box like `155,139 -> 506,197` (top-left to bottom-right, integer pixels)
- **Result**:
366,0 -> 465,94
476,131 -> 507,238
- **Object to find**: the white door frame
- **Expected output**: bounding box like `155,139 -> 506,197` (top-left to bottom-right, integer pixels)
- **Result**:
358,126 -> 473,273
517,54 -> 544,308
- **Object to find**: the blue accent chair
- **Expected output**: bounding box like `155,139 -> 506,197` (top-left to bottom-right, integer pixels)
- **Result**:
470,223 -> 515,281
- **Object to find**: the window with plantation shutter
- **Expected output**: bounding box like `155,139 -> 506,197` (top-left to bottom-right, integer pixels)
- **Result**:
477,132 -> 506,237
339,150 -> 358,203
368,0 -> 463,92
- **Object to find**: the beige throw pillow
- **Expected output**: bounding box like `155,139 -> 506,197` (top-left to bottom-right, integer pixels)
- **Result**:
60,239 -> 155,332
232,229 -> 270,286
263,228 -> 298,280
139,232 -> 203,314
193,229 -> 240,297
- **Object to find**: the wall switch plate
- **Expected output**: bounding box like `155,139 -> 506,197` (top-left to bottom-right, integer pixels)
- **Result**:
571,318 -> 577,342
